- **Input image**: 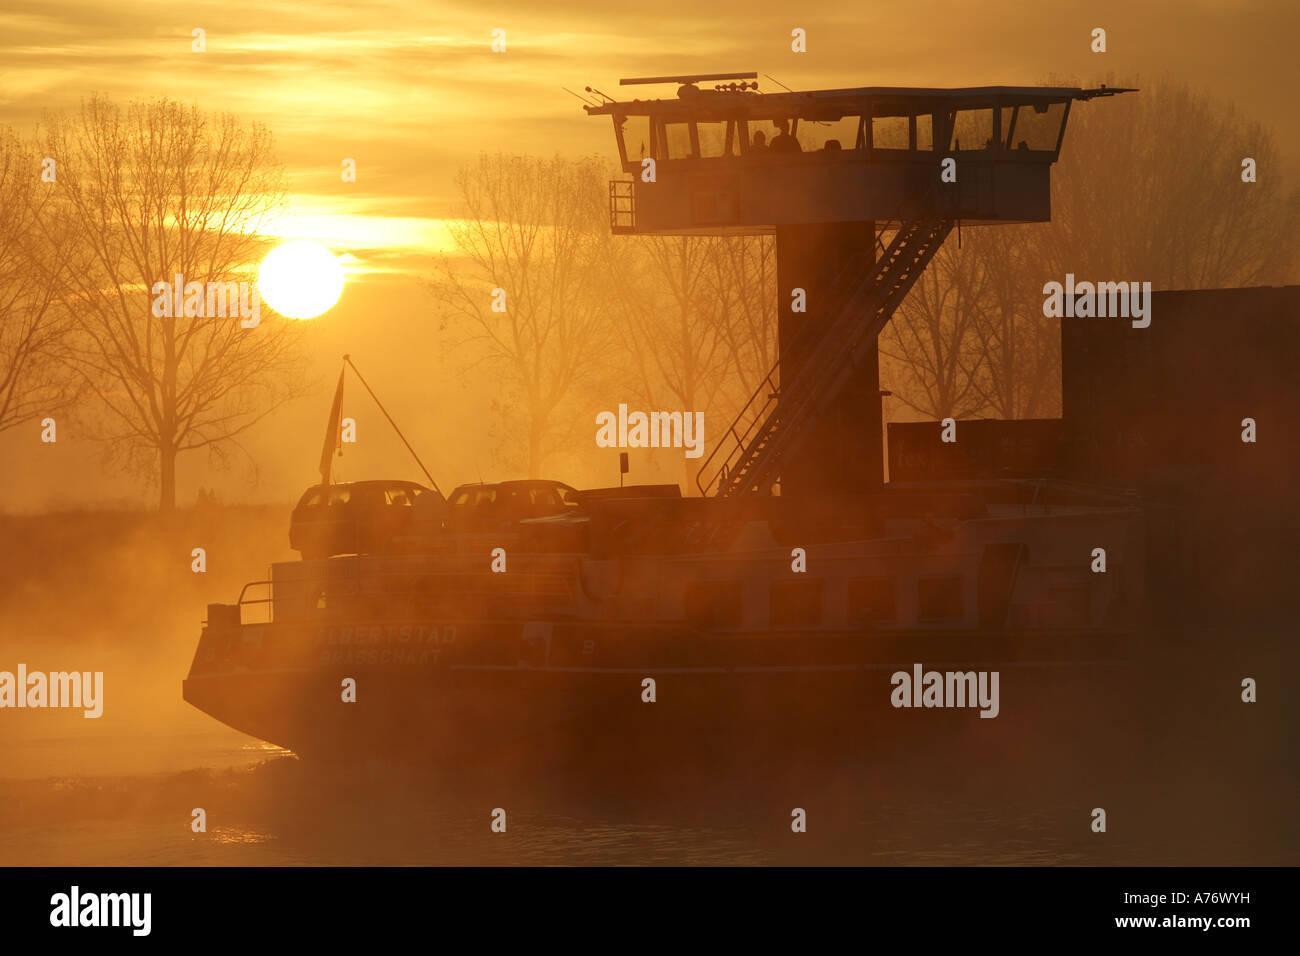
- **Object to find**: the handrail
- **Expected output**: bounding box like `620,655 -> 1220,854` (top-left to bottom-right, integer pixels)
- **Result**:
693,224 -> 888,496
237,580 -> 272,605
699,212 -> 952,497
693,367 -> 780,495
234,558 -> 587,619
609,180 -> 636,231
750,220 -> 951,490
694,187 -> 949,497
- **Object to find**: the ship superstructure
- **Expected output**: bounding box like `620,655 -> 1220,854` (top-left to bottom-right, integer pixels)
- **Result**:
184,75 -> 1148,767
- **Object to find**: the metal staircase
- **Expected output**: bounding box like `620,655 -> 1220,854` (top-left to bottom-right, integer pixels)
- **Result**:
696,218 -> 953,497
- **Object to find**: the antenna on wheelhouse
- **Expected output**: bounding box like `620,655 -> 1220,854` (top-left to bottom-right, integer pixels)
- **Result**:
583,75 -> 1132,498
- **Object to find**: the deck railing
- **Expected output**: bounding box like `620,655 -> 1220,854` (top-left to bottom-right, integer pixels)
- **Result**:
229,554 -> 583,625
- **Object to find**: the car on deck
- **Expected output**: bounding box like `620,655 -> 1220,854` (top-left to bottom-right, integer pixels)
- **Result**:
442,479 -> 580,534
290,480 -> 446,559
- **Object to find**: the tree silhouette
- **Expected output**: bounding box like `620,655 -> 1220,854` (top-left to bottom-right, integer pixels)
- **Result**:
432,153 -> 616,478
884,77 -> 1300,423
964,224 -> 1062,419
39,96 -> 306,510
703,234 -> 779,464
0,128 -> 78,434
1046,75 -> 1300,289
606,234 -> 737,491
880,233 -> 989,420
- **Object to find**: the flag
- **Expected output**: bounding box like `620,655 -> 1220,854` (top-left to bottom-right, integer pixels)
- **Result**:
319,365 -> 345,484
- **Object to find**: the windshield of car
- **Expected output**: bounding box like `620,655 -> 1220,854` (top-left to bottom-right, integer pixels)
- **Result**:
450,487 -> 497,509
529,487 -> 565,511
385,487 -> 415,506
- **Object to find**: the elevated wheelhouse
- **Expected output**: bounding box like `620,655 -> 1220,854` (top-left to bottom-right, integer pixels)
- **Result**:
586,76 -> 1132,232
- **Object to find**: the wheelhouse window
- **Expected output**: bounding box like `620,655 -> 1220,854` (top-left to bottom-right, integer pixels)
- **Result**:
1006,101 -> 1068,153
770,579 -> 823,627
661,121 -> 693,159
606,91 -> 1080,173
618,114 -> 650,168
796,115 -> 862,152
949,108 -> 995,151
914,114 -> 934,150
696,120 -> 740,158
870,115 -> 910,150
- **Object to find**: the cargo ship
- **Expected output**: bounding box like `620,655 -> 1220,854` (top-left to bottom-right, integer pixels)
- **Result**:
183,75 -> 1297,776
182,476 -> 1147,771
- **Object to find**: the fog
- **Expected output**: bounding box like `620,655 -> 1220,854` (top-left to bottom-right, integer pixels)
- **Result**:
1,0 -> 1296,868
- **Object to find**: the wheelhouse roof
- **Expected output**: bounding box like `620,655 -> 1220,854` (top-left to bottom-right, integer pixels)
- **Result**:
584,84 -> 1134,120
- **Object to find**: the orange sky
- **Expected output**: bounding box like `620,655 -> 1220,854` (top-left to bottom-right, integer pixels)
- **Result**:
4,0 -> 1296,274
1,0 -> 1296,509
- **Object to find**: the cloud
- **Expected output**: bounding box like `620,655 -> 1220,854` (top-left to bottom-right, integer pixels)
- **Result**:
2,0 -> 1296,273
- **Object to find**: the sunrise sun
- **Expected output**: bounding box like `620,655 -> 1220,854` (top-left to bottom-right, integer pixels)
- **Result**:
257,240 -> 345,319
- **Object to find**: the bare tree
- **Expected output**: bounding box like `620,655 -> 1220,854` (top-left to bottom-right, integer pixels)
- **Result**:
880,233 -> 990,420
965,225 -> 1062,419
432,153 -> 616,478
884,77 -> 1300,423
710,233 -> 779,411
38,96 -> 305,510
605,234 -> 739,490
0,128 -> 78,433
1045,75 -> 1300,289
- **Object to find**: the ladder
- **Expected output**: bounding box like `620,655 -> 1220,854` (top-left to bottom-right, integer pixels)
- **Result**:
696,218 -> 953,497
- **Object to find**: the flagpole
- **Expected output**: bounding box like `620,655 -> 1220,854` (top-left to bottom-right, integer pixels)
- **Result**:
319,363 -> 346,485
342,355 -> 442,496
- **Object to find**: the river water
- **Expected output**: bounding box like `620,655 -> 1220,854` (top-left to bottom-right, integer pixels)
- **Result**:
1,670 -> 1291,866
0,509 -> 1293,866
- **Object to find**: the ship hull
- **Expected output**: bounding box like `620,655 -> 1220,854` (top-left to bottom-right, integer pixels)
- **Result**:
183,616 -> 1139,774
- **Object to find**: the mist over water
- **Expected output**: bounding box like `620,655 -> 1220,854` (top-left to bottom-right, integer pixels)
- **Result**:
1,507 -> 1293,866
0,0 -> 1296,883
3,736 -> 1289,866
